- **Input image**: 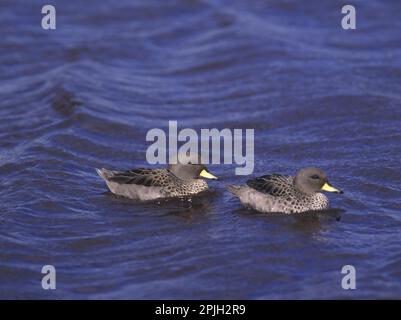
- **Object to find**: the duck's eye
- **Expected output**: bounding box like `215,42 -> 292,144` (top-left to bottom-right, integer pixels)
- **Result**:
310,175 -> 320,180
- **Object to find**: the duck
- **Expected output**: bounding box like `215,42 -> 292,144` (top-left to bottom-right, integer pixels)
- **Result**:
226,167 -> 343,214
96,153 -> 217,200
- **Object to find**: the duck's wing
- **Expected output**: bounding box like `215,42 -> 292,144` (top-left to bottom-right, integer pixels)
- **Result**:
246,174 -> 293,197
106,168 -> 170,187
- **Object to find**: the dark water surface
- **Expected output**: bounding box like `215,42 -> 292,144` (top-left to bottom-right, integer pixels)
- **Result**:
1,0 -> 401,299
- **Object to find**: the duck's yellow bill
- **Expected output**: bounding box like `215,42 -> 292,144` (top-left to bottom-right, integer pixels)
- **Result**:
321,182 -> 343,194
199,169 -> 218,180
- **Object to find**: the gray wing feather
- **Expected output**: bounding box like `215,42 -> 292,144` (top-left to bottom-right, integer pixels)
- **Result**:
246,174 -> 293,197
107,168 -> 167,187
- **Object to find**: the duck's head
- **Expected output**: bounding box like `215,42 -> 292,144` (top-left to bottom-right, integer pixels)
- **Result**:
168,152 -> 218,181
294,167 -> 343,195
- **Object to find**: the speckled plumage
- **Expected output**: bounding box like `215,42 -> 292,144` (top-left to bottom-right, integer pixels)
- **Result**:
227,172 -> 331,214
96,168 -> 209,200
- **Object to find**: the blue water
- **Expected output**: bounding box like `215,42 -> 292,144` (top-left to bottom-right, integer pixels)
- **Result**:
1,0 -> 401,299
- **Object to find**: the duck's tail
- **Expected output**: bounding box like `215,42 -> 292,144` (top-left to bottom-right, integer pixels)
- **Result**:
96,168 -> 116,181
226,184 -> 242,197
